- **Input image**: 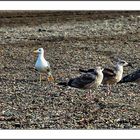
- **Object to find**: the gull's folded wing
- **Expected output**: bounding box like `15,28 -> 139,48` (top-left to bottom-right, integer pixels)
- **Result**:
69,73 -> 96,88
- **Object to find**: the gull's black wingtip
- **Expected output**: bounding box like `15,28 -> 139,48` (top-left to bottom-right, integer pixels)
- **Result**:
57,82 -> 68,87
79,68 -> 87,73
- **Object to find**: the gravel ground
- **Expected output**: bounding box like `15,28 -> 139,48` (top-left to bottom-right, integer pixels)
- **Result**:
0,11 -> 140,129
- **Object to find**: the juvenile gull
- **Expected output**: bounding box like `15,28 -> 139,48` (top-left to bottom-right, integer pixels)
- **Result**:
79,60 -> 132,95
119,69 -> 140,84
34,48 -> 54,83
58,67 -> 104,98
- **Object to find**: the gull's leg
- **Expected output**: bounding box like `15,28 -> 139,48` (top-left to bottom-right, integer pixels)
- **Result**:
89,89 -> 94,99
108,85 -> 112,95
40,73 -> 42,84
85,90 -> 90,100
105,84 -> 110,96
86,89 -> 94,101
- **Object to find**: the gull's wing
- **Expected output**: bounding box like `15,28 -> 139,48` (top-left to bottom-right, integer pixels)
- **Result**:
79,67 -> 116,80
45,60 -> 51,68
79,68 -> 96,73
102,68 -> 116,84
68,73 -> 96,89
103,68 -> 116,77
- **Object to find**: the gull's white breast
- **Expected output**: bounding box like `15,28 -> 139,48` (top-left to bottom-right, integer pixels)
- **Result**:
35,57 -> 50,72
115,66 -> 123,82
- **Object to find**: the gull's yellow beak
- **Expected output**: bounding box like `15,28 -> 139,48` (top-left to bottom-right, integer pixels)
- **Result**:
33,50 -> 38,53
47,75 -> 54,82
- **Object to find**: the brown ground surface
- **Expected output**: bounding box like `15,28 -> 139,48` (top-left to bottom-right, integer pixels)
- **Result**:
0,11 -> 140,129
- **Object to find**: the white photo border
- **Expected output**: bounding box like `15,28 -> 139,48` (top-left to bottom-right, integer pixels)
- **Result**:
0,1 -> 140,139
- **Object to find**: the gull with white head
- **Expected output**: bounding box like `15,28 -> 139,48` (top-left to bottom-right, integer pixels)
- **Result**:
34,48 -> 54,83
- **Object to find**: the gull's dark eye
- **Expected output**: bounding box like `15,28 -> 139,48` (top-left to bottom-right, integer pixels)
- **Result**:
121,61 -> 125,64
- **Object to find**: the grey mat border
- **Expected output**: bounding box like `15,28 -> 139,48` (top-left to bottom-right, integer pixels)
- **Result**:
0,139 -> 140,140
0,0 -> 140,1
0,138 -> 140,140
